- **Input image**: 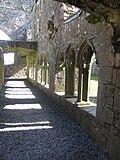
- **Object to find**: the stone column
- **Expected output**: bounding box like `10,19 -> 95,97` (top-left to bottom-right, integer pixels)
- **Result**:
44,60 -> 47,84
49,60 -> 55,92
48,42 -> 56,93
35,54 -> 38,83
77,67 -> 82,102
65,60 -> 75,97
82,64 -> 90,101
32,62 -> 34,79
26,56 -> 29,78
41,66 -> 43,83
0,47 -> 4,93
41,62 -> 45,84
46,62 -> 49,85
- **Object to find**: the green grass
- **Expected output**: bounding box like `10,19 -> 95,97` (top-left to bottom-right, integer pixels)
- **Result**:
90,76 -> 98,81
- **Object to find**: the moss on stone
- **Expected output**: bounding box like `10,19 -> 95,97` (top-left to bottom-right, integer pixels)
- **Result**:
86,13 -> 105,24
4,47 -> 37,57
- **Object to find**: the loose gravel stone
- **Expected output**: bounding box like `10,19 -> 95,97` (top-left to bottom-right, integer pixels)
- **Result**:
0,79 -> 111,160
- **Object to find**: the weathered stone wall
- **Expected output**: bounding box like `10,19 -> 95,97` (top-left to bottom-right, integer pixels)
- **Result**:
32,0 -> 62,91
31,1 -> 120,159
0,0 -> 34,40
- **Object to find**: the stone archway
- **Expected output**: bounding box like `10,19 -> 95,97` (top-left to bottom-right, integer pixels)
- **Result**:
77,41 -> 97,102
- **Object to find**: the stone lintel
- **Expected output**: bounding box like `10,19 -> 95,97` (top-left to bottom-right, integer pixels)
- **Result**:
0,40 -> 38,51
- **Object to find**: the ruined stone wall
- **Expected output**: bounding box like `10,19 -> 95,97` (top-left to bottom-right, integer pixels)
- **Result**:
32,0 -> 62,52
32,0 -> 62,91
32,1 -> 120,159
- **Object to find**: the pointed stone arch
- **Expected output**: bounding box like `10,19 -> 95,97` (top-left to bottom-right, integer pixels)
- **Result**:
65,45 -> 76,97
77,40 -> 98,102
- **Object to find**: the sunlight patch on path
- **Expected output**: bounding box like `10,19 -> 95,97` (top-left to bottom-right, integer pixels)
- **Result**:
4,104 -> 42,110
0,121 -> 50,126
0,125 -> 53,132
5,94 -> 35,99
5,81 -> 26,88
0,121 -> 53,132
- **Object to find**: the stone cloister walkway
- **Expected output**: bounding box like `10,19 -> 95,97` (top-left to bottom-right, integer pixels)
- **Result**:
0,79 -> 110,160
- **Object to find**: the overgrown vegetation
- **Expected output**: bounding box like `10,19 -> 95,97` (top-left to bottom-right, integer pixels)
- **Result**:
91,76 -> 98,81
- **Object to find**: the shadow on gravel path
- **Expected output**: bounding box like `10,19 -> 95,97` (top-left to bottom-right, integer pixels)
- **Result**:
0,79 -> 110,160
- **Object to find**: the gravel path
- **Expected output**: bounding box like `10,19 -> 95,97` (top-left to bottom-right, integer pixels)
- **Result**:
0,79 -> 110,160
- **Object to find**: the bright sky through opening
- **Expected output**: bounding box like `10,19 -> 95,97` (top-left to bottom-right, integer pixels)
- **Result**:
0,29 -> 14,65
0,29 -> 11,40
